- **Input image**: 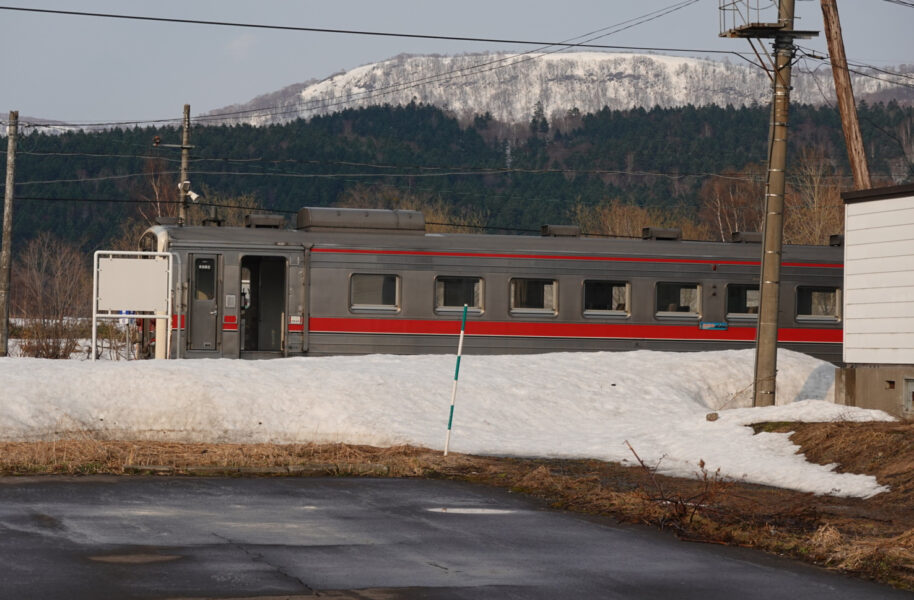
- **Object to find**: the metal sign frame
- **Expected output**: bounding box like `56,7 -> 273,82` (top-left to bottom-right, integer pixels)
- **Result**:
91,250 -> 179,361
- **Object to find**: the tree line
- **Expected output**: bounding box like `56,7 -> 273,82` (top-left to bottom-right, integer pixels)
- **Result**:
5,100 -> 913,355
5,100 -> 911,251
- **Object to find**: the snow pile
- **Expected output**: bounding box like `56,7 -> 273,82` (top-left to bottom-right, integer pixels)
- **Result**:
0,349 -> 894,498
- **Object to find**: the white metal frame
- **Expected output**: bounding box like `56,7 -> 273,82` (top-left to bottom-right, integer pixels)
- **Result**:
91,250 -> 179,361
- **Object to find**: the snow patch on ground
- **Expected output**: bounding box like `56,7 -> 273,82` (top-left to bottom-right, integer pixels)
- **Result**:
0,349 -> 893,498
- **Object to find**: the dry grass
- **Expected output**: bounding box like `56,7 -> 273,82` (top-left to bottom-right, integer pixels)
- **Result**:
4,422 -> 914,590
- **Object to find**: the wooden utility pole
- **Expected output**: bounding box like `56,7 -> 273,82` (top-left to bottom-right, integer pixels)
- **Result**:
0,111 -> 18,357
820,0 -> 871,190
179,103 -> 190,224
721,0 -> 818,407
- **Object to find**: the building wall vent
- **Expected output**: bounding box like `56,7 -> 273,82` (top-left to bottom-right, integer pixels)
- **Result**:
829,234 -> 844,247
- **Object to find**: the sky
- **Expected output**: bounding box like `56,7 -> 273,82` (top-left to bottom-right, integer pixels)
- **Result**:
0,347 -> 895,498
2,0 -> 913,123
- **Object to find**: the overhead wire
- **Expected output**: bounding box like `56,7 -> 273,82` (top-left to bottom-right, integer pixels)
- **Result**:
195,0 -> 723,125
3,3 -> 751,128
795,56 -> 914,170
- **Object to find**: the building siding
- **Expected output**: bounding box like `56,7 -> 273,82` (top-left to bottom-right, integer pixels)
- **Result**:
844,193 -> 914,364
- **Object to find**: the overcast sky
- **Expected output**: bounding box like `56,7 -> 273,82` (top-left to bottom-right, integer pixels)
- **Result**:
2,0 -> 912,123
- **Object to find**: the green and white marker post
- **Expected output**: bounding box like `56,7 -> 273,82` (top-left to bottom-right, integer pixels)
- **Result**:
443,304 -> 468,456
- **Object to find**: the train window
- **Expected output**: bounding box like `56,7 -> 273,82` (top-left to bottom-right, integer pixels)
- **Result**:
435,277 -> 483,313
726,284 -> 759,319
583,280 -> 629,316
797,286 -> 840,321
194,258 -> 215,301
510,278 -> 557,315
655,282 -> 700,318
350,274 -> 400,311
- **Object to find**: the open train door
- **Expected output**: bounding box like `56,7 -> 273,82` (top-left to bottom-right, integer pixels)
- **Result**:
240,255 -> 287,358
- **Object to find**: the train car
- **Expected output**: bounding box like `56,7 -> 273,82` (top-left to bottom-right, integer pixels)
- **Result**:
137,207 -> 843,362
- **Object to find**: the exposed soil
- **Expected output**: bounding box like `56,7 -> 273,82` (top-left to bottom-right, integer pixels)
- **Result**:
2,421 -> 914,589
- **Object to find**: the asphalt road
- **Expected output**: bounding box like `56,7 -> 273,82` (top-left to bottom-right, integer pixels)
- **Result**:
0,476 -> 907,599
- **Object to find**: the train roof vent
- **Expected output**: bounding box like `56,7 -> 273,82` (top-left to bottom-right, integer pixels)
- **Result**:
155,215 -> 181,226
245,214 -> 287,229
295,207 -> 426,234
541,224 -> 581,237
829,234 -> 844,247
730,231 -> 762,243
641,227 -> 681,241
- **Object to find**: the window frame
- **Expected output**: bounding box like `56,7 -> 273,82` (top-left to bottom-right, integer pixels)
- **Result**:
796,285 -> 841,322
654,281 -> 701,319
509,277 -> 558,316
194,257 -> 216,301
349,273 -> 401,313
434,275 -> 484,315
726,283 -> 760,321
582,279 -> 630,318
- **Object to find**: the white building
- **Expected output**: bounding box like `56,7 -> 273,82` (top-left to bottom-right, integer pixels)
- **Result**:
837,183 -> 914,416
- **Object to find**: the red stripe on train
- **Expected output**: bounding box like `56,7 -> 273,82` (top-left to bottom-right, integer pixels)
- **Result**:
311,247 -> 841,269
308,317 -> 842,344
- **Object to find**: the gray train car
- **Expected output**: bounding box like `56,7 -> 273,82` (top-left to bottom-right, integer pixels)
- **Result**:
138,207 -> 843,362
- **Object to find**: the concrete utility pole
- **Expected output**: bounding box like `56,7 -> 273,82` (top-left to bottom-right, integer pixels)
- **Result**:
0,111 -> 18,357
820,0 -> 871,190
179,103 -> 190,224
720,0 -> 818,407
754,1 -> 798,407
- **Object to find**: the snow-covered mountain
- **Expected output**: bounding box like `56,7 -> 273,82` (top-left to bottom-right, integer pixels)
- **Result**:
210,51 -> 914,125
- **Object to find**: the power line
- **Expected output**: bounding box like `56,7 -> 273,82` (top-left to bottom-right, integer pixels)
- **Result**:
2,4 -> 751,128
197,1 -> 717,125
5,195 -> 677,238
882,0 -> 914,7
0,5 -> 738,56
796,46 -> 914,90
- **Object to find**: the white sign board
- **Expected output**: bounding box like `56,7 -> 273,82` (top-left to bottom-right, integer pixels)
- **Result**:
97,257 -> 170,313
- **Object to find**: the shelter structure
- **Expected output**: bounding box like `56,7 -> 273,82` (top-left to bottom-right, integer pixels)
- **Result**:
837,183 -> 914,417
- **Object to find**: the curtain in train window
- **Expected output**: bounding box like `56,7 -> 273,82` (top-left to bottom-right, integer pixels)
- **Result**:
797,286 -> 839,320
510,278 -> 557,314
655,282 -> 700,316
583,280 -> 629,315
435,277 -> 483,312
350,274 -> 399,310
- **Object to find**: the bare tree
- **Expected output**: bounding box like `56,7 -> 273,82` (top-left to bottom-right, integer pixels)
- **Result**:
135,157 -> 180,224
336,184 -> 487,233
572,199 -> 709,240
697,164 -> 766,242
784,146 -> 844,245
11,233 -> 91,358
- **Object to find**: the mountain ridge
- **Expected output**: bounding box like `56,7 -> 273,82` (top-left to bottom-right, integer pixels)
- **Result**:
209,51 -> 914,125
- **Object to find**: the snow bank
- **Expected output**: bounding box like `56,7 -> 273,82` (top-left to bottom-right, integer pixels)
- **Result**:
0,349 -> 893,498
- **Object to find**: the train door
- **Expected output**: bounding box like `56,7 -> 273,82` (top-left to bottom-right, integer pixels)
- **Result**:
240,255 -> 286,356
189,254 -> 220,351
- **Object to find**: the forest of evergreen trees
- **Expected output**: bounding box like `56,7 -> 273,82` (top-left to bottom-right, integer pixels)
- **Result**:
5,100 -> 913,250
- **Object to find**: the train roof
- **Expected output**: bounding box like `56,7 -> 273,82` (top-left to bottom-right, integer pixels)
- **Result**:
146,222 -> 842,266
